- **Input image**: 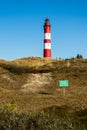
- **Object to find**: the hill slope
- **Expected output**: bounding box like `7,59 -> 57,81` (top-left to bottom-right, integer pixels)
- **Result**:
0,57 -> 87,112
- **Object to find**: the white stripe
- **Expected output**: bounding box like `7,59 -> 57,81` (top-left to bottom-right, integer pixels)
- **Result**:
44,43 -> 51,49
44,33 -> 51,39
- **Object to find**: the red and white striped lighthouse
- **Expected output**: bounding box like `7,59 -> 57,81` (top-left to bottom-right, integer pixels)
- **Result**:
43,18 -> 51,58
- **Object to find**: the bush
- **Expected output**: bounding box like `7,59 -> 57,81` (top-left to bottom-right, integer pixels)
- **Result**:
0,104 -> 87,130
76,54 -> 83,59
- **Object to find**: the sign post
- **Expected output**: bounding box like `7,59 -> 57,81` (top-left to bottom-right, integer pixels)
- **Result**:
59,80 -> 69,95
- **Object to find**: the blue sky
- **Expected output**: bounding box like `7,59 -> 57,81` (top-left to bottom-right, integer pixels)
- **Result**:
0,0 -> 87,60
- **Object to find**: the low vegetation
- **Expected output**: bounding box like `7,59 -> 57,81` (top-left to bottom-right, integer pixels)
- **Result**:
0,56 -> 87,129
0,102 -> 87,130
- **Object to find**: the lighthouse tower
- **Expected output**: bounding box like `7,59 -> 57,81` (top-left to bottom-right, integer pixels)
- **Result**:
43,18 -> 51,58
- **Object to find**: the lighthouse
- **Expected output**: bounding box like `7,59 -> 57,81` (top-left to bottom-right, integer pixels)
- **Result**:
43,18 -> 51,58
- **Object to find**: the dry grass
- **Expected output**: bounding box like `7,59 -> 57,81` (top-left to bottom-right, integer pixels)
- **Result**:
0,57 -> 87,113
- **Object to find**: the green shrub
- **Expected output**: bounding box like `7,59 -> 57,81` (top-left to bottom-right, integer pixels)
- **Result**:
0,104 -> 87,130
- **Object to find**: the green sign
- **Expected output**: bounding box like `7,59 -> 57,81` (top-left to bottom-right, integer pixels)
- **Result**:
59,80 -> 69,87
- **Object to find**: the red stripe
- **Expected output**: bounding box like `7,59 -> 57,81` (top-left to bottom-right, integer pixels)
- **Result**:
44,49 -> 51,58
44,28 -> 50,33
44,39 -> 51,43
44,25 -> 51,33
